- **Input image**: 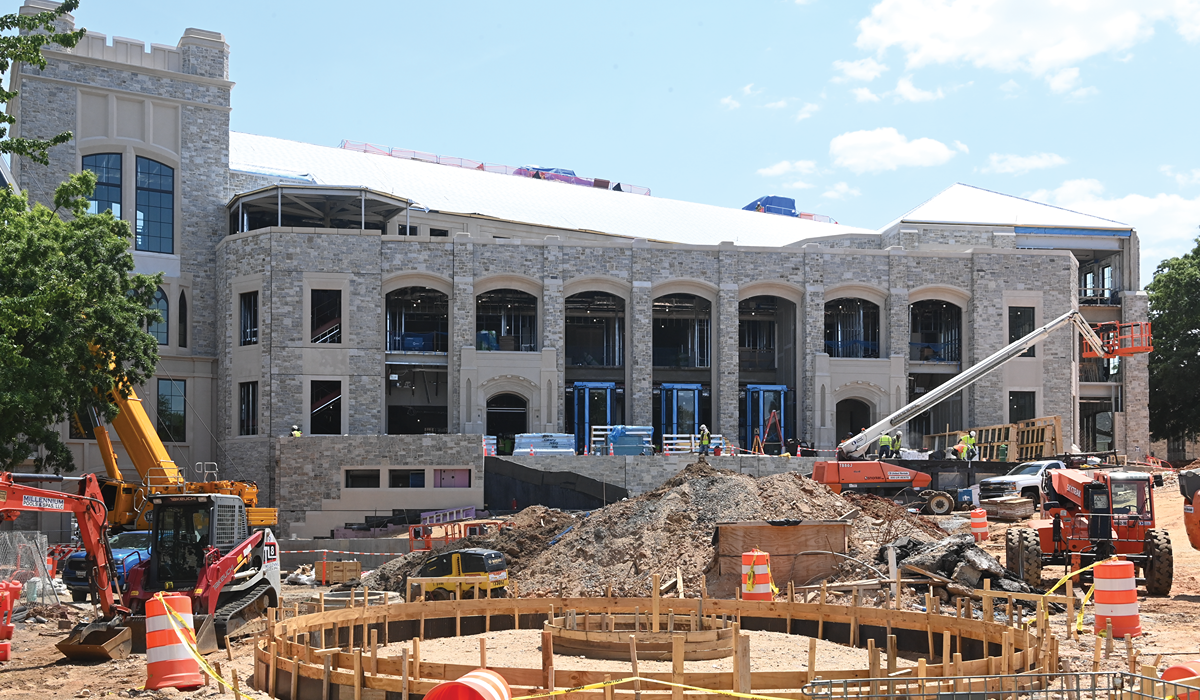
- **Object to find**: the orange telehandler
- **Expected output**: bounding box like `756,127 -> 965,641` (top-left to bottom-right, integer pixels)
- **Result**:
0,471 -> 132,660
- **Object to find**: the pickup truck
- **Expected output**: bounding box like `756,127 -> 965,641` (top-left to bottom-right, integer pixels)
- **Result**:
977,460 -> 1065,504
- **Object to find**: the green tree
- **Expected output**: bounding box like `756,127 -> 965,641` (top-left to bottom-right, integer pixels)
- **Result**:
1147,236 -> 1200,443
0,1 -> 163,472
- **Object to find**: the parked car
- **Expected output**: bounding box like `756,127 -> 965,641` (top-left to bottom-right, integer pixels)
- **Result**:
978,460 -> 1065,505
61,529 -> 150,602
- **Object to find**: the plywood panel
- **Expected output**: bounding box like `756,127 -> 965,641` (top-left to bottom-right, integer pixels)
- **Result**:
717,521 -> 849,584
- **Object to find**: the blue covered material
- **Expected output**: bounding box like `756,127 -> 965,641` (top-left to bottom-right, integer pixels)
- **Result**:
743,195 -> 799,217
606,425 -> 653,455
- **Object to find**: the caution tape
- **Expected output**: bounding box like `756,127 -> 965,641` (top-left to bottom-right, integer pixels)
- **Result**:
511,675 -> 806,700
283,549 -> 410,556
1010,555 -> 1117,633
154,592 -> 249,699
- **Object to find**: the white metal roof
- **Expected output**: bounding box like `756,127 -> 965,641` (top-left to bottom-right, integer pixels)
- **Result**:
228,132 -> 873,246
893,183 -> 1131,230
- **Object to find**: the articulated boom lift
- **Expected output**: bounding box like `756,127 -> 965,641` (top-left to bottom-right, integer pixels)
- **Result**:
812,310 -> 1152,516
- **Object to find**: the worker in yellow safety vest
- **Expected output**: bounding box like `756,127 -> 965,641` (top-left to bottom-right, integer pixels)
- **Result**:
699,424 -> 711,456
877,432 -> 892,458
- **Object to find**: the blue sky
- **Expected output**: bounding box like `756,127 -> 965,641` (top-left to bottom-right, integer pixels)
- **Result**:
47,0 -> 1200,286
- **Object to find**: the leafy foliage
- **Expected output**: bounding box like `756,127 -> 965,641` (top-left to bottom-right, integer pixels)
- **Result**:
0,172 -> 163,471
1147,236 -> 1200,441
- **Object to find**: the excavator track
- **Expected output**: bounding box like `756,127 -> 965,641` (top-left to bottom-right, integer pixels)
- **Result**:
211,580 -> 274,645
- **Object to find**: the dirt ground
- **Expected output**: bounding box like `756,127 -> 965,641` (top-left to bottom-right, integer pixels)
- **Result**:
4,480 -> 1199,698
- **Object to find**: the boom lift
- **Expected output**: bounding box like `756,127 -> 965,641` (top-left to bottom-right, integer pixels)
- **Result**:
122,492 -> 282,653
0,471 -> 132,660
812,310 -> 1151,515
1007,467 -> 1171,595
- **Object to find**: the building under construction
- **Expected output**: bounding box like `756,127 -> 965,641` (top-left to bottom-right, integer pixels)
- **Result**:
7,0 -> 1149,535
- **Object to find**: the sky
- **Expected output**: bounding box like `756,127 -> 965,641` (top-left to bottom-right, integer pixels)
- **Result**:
42,0 -> 1200,287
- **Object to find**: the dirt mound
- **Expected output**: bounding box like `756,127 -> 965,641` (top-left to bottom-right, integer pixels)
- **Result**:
840,492 -> 949,544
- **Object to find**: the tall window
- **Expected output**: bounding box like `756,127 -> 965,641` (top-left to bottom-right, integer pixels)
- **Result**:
157,379 -> 186,442
1009,391 -> 1036,423
824,298 -> 880,359
82,153 -> 121,216
311,290 -> 342,343
311,380 -> 341,434
177,291 -> 188,348
240,291 -> 259,346
135,157 -> 174,253
148,287 -> 168,345
239,382 -> 258,436
1009,306 -> 1036,357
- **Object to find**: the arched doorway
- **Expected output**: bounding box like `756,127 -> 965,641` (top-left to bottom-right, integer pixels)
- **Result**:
835,399 -> 871,443
486,393 -> 528,455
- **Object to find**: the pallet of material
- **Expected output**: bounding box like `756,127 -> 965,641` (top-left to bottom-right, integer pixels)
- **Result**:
316,559 -> 362,584
981,496 -> 1035,521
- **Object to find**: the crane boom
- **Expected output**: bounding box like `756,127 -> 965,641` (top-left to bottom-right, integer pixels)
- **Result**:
839,309 -> 1109,459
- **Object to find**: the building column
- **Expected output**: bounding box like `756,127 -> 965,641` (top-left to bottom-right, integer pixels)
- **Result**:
887,247 -> 910,415
1121,291 -> 1151,459
630,241 -> 654,427
451,233 -> 475,432
716,282 -> 740,443
542,237 -> 565,432
801,244 -> 825,446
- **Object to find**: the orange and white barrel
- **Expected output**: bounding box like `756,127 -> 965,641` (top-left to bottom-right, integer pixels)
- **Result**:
970,508 -> 989,542
425,668 -> 512,700
1094,560 -> 1140,638
741,549 -> 774,601
1162,661 -> 1200,700
144,594 -> 204,690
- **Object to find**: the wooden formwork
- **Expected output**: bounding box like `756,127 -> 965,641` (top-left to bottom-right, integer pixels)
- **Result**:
250,579 -> 1063,700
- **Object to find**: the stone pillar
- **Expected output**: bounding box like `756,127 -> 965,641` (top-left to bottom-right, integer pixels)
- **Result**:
716,282 -> 740,443
451,233 -> 475,432
801,244 -> 826,445
1120,291 -> 1151,458
630,241 -> 654,427
19,1 -> 75,38
179,28 -> 229,80
887,247 -> 910,416
542,237 -> 565,431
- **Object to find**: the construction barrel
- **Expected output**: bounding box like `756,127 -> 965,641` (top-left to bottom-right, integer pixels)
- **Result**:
741,548 -> 775,601
1093,560 -> 1140,638
970,508 -> 989,542
144,594 -> 204,690
424,668 -> 512,700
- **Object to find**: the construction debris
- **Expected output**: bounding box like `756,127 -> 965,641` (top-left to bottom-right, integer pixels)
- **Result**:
889,533 -> 1038,595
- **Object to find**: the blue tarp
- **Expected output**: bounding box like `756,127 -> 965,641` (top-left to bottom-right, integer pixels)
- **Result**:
743,195 -> 799,217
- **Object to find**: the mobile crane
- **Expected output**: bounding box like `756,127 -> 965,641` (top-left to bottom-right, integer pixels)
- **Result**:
812,310 -> 1152,514
0,471 -> 132,660
80,376 -> 276,531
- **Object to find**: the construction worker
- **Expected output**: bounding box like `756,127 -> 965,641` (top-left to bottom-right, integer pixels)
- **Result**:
699,424 -> 711,456
964,430 -> 977,450
291,424 -> 302,437
877,432 -> 892,458
893,431 -> 903,456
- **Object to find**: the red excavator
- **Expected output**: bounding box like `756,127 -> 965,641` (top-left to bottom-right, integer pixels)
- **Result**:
0,471 -> 133,660
1006,467 -> 1172,594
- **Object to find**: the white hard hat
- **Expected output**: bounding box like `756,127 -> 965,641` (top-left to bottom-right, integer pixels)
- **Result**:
292,425 -> 299,430
700,424 -> 707,431
970,431 -> 976,437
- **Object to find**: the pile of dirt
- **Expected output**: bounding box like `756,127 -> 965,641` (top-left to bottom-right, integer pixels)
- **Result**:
840,492 -> 949,547
509,461 -> 861,598
358,506 -> 574,593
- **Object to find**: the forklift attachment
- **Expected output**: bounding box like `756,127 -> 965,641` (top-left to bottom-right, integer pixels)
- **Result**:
56,619 -> 132,661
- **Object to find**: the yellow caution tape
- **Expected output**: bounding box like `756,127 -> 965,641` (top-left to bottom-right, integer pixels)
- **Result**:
1015,555 -> 1117,632
154,592 -> 250,699
512,675 -> 805,700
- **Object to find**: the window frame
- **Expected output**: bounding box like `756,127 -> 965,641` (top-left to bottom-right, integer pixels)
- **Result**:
1008,306 -> 1037,358
81,152 -> 121,217
134,156 -> 175,254
177,290 -> 188,349
344,469 -> 381,489
240,291 -> 259,346
156,378 -> 186,443
310,289 -> 343,344
148,287 -> 169,345
238,381 -> 259,436
309,379 -> 343,435
1008,390 -> 1037,423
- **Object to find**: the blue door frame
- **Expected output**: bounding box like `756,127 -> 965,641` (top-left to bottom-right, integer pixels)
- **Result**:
744,384 -> 787,449
660,383 -> 702,436
573,382 -> 615,452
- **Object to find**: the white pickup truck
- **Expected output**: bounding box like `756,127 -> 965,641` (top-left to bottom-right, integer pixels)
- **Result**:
977,460 -> 1066,504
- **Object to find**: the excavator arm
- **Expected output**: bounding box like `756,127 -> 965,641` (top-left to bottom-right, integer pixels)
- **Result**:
0,472 -> 133,659
839,309 -> 1115,459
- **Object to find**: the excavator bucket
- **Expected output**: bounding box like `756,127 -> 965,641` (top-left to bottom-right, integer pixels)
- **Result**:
56,619 -> 132,661
194,614 -> 219,655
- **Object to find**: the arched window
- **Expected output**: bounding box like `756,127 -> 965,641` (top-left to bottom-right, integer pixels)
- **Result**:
135,157 -> 174,253
824,298 -> 880,358
177,290 -> 188,348
148,288 -> 168,345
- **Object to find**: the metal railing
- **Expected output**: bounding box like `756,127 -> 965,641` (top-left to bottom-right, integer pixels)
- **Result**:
1080,287 -> 1120,305
910,341 -> 961,363
806,671 -> 1124,700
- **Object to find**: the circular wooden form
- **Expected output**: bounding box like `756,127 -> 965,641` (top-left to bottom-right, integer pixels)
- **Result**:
252,594 -> 1060,700
548,610 -> 734,660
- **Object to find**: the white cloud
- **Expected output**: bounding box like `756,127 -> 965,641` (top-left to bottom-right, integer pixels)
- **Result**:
1161,165 -> 1200,187
829,127 -> 957,174
1070,86 -> 1099,98
999,79 -> 1021,93
782,180 -> 816,190
852,87 -> 881,102
893,76 -> 944,102
741,83 -> 762,96
855,1 -> 1200,92
953,141 -> 969,154
1027,178 -> 1200,286
982,152 -> 1068,175
720,95 -> 741,110
822,182 -> 862,200
833,57 -> 889,82
764,99 -> 789,109
757,160 -> 818,177
795,103 -> 820,121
